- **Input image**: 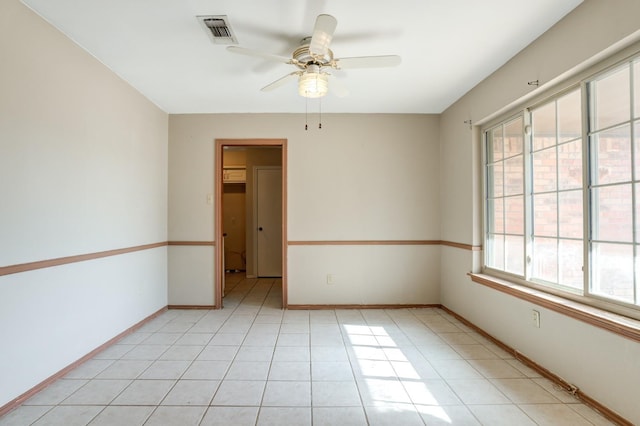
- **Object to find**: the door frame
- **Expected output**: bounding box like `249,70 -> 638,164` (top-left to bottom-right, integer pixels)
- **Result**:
215,139 -> 288,309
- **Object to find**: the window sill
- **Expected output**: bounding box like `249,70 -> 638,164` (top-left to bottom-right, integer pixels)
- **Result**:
468,273 -> 640,343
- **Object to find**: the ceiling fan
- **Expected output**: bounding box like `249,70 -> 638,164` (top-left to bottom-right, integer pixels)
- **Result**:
227,14 -> 401,98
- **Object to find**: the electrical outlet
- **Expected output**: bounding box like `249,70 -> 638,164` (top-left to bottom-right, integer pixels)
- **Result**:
327,274 -> 335,285
532,310 -> 541,328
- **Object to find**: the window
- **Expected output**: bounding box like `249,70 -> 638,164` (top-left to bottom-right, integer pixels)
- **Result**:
531,90 -> 583,291
486,117 -> 524,275
589,62 -> 639,304
483,55 -> 640,312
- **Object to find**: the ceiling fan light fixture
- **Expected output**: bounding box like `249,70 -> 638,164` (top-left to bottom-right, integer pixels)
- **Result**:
298,71 -> 328,98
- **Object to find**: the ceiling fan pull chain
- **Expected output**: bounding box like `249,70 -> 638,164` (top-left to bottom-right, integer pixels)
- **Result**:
305,96 -> 308,130
319,98 -> 322,129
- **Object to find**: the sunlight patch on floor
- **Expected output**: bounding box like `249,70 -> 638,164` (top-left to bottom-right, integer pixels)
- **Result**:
343,322 -> 453,424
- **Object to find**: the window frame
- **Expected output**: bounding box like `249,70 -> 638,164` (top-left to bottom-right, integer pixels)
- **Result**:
483,113 -> 527,276
527,87 -> 585,293
480,46 -> 640,321
586,59 -> 639,306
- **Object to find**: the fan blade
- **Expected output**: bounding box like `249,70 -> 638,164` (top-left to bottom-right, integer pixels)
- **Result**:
309,14 -> 337,57
334,55 -> 402,69
227,46 -> 293,64
261,72 -> 301,92
328,76 -> 349,98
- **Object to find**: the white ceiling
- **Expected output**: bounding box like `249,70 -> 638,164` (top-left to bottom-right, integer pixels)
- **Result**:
22,0 -> 582,114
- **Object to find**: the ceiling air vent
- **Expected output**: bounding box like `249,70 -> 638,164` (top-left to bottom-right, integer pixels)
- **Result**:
198,15 -> 238,45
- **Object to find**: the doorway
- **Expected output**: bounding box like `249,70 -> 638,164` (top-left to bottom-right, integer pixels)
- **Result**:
215,139 -> 287,309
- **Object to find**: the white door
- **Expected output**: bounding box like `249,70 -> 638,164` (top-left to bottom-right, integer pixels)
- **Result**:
256,167 -> 282,277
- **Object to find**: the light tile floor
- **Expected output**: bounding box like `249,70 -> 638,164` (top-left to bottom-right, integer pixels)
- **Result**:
0,273 -> 616,425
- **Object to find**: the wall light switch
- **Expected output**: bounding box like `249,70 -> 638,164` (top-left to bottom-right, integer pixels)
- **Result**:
327,274 -> 335,285
206,194 -> 214,204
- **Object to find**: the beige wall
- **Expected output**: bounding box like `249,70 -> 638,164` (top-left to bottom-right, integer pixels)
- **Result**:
439,0 -> 640,422
222,188 -> 246,271
0,0 -> 168,408
222,146 -> 248,272
168,114 -> 441,305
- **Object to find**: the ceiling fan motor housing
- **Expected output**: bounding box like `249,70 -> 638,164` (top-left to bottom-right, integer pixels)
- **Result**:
293,38 -> 334,70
